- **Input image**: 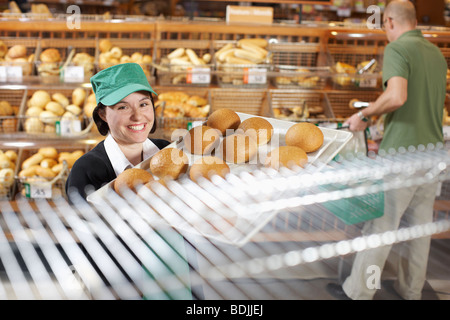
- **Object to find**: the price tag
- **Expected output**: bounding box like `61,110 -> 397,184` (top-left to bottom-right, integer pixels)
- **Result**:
358,78 -> 377,88
243,68 -> 266,84
0,66 -> 23,81
6,66 -> 22,80
0,66 -> 6,81
187,67 -> 211,84
56,119 -> 82,136
64,66 -> 85,83
337,7 -> 351,17
25,182 -> 52,199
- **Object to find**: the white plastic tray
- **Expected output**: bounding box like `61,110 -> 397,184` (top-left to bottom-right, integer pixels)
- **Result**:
87,113 -> 352,246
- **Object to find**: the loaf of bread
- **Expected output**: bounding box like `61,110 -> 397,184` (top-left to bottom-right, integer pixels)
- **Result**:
237,116 -> 273,146
206,108 -> 241,136
219,132 -> 257,164
150,147 -> 189,180
114,168 -> 154,196
285,122 -> 324,153
265,146 -> 308,170
183,125 -> 221,155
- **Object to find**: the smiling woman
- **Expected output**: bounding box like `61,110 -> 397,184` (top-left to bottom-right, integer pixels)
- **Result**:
65,63 -> 170,202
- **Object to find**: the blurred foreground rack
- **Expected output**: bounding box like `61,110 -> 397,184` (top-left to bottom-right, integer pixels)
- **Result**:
0,143 -> 450,300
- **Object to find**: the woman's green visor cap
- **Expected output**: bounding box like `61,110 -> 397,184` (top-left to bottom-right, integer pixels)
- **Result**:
90,62 -> 157,106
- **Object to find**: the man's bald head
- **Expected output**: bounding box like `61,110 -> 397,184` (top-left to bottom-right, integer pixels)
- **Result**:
384,0 -> 417,27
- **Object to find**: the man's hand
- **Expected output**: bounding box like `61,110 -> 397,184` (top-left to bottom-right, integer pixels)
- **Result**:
344,113 -> 369,132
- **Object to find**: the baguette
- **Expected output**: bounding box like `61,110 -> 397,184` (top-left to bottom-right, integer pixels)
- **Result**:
214,43 -> 233,58
167,48 -> 185,60
233,49 -> 264,63
239,42 -> 268,58
218,48 -> 236,63
169,57 -> 192,66
237,38 -> 268,48
185,49 -> 203,66
225,56 -> 255,65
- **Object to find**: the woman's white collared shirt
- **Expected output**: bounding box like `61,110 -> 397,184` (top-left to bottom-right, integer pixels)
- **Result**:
104,134 -> 160,177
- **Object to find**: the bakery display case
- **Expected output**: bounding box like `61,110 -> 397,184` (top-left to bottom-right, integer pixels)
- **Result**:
0,13 -> 449,301
1,16 -> 450,199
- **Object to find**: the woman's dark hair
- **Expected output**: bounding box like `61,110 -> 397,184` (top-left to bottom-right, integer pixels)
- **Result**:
92,93 -> 157,136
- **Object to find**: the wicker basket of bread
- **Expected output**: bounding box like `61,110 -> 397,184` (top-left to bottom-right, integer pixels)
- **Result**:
269,42 -> 331,89
213,38 -> 271,88
19,87 -> 92,137
0,38 -> 38,78
16,146 -> 87,200
153,40 -> 213,86
327,44 -> 383,90
97,38 -> 154,81
0,88 -> 25,134
36,39 -> 96,83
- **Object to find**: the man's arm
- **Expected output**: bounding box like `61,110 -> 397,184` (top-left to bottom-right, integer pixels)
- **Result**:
344,76 -> 408,131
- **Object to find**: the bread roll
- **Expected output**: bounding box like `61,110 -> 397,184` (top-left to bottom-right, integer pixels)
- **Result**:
39,110 -> 58,125
24,118 -> 44,133
38,147 -> 58,159
183,125 -> 221,155
83,102 -> 96,118
150,147 -> 189,180
71,150 -> 84,159
189,156 -> 230,183
285,122 -> 324,153
40,158 -> 58,169
265,146 -> 308,170
99,39 -> 113,53
219,133 -> 257,164
114,168 -> 154,196
0,154 -> 11,169
110,47 -> 122,59
6,45 -> 26,59
52,93 -> 69,108
30,90 -> 51,109
4,150 -> 17,162
0,101 -> 13,116
22,153 -> 44,169
66,104 -> 82,116
45,101 -> 65,116
26,106 -> 43,117
206,108 -> 241,136
237,117 -> 273,146
40,48 -> 61,63
35,166 -> 57,179
0,168 -> 14,187
72,88 -> 86,107
19,165 -> 39,178
58,153 -> 77,169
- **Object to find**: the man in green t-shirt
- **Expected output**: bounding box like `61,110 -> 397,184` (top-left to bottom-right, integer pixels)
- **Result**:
326,0 -> 447,300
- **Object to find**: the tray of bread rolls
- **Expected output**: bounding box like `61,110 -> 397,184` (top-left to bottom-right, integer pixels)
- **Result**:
86,110 -> 352,246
